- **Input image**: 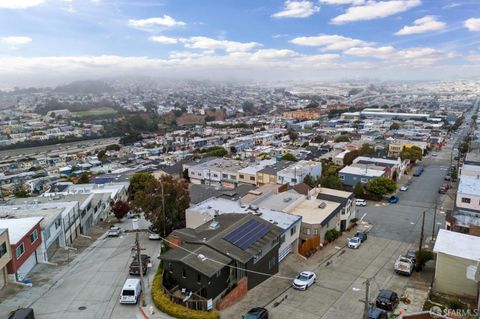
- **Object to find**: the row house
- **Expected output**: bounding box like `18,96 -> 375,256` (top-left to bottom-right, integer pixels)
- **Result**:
0,228 -> 11,288
277,160 -> 322,186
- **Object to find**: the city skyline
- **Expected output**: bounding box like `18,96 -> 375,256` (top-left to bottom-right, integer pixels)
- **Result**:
1,0 -> 480,86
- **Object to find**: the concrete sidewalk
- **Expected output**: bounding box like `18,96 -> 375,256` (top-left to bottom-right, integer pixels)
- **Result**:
220,227 -> 357,318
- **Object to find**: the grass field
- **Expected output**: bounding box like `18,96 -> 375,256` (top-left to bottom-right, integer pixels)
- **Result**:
73,108 -> 117,117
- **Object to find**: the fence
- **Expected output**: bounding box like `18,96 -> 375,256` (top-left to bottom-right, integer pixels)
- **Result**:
162,285 -> 209,311
298,236 -> 321,257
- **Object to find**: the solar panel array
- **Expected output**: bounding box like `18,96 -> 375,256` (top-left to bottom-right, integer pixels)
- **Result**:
223,219 -> 271,250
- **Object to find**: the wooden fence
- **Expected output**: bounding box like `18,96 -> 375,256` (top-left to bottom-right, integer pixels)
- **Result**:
298,236 -> 321,257
162,285 -> 209,311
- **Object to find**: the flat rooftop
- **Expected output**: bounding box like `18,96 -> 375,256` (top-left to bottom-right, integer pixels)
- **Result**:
0,216 -> 43,244
287,198 -> 340,225
457,175 -> 480,196
434,229 -> 480,261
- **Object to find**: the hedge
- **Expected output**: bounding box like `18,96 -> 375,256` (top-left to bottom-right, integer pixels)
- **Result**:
151,269 -> 219,319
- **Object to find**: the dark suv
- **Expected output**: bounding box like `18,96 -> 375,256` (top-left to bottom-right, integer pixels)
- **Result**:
354,231 -> 368,242
243,307 -> 268,319
368,307 -> 388,319
375,289 -> 399,311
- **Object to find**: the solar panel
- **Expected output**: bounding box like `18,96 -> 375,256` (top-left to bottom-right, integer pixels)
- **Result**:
223,219 -> 271,250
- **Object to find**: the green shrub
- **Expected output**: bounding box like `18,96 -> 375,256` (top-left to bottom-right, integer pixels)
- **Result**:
151,269 -> 219,319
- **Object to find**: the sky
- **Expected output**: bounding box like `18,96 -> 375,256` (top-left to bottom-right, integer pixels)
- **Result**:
1,0 -> 480,86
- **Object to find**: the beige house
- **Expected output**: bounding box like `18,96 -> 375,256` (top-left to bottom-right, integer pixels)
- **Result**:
433,229 -> 480,299
0,228 -> 12,288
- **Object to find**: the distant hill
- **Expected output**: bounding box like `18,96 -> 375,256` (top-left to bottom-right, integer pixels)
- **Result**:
54,80 -> 114,95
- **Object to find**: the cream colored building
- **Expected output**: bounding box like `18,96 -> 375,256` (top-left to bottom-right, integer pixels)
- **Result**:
433,229 -> 480,299
0,228 -> 12,288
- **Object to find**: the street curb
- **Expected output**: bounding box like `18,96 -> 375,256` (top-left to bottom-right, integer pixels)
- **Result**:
139,306 -> 149,319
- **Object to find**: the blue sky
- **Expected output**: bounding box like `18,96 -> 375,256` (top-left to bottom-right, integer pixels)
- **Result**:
0,0 -> 480,86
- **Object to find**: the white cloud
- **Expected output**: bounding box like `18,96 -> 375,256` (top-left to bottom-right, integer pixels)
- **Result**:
181,36 -> 260,53
466,54 -> 480,62
0,0 -> 44,9
128,15 -> 186,30
0,36 -> 32,46
331,0 -> 421,25
272,0 -> 320,19
395,16 -> 446,35
251,49 -> 298,60
345,46 -> 396,58
345,45 -> 445,65
149,35 -> 178,44
290,34 -> 369,50
319,0 -> 364,5
464,18 -> 480,32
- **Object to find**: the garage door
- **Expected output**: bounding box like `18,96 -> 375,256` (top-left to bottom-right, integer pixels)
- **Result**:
17,252 -> 37,281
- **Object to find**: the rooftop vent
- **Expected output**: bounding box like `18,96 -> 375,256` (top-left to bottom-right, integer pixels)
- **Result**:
283,197 -> 292,203
209,220 -> 220,230
318,202 -> 327,209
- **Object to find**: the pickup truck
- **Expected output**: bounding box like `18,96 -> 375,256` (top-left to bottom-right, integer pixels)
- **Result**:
394,256 -> 414,276
129,254 -> 150,276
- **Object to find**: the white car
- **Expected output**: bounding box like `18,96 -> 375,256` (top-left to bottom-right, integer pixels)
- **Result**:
400,185 -> 408,191
148,233 -> 161,240
348,237 -> 362,249
292,271 -> 316,290
355,199 -> 367,206
107,226 -> 121,237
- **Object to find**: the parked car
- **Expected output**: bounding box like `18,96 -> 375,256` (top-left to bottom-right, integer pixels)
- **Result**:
348,237 -> 362,249
148,233 -> 161,240
444,175 -> 451,181
292,271 -> 316,290
129,255 -> 150,275
120,278 -> 142,304
107,226 -> 121,237
388,196 -> 399,204
354,231 -> 368,242
438,186 -> 447,194
405,249 -> 417,266
8,308 -> 35,319
375,290 -> 399,311
394,256 -> 414,276
400,185 -> 408,191
243,307 -> 269,319
355,199 -> 367,206
368,307 -> 388,319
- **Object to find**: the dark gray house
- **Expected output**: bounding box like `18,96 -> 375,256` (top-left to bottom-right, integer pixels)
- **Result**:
161,213 -> 282,303
338,165 -> 385,188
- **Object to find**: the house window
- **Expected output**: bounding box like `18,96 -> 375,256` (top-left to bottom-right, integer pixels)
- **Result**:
280,235 -> 286,245
250,176 -> 255,181
216,270 -> 221,277
461,197 -> 471,204
268,257 -> 276,270
16,243 -> 25,259
0,242 -> 6,258
305,228 -> 311,235
339,175 -> 345,181
197,274 -> 201,284
290,226 -> 296,236
239,174 -> 244,179
168,263 -> 173,273
30,230 -> 38,244
222,174 -> 228,178
361,178 -> 368,183
213,173 -> 218,177
55,218 -> 61,229
313,229 -> 318,235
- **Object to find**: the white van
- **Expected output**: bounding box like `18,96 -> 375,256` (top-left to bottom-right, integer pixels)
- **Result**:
120,278 -> 142,304
355,198 -> 367,206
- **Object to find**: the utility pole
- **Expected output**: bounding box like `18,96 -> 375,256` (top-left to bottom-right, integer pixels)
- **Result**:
432,202 -> 437,241
133,219 -> 146,307
363,278 -> 370,319
161,180 -> 166,237
419,211 -> 426,254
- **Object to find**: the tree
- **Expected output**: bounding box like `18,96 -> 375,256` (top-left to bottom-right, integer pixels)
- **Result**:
334,135 -> 350,143
311,135 -> 324,143
129,172 -> 156,200
288,129 -> 299,143
359,143 -> 375,156
471,114 -> 478,121
353,182 -> 365,198
111,200 -> 130,221
319,174 -> 342,190
77,172 -> 90,184
390,123 -> 400,130
399,146 -> 422,162
343,150 -> 360,166
13,186 -> 29,198
132,175 -> 190,236
230,146 -> 237,154
207,148 -> 227,157
281,153 -> 298,162
451,167 -> 458,181
105,144 -> 121,151
303,175 -> 318,188
301,142 -> 309,148
365,177 -> 397,199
